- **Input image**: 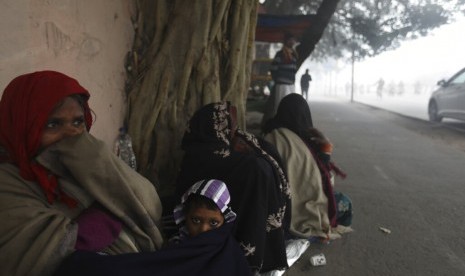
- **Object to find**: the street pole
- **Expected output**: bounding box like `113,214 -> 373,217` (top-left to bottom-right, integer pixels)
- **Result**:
351,47 -> 355,103
350,0 -> 355,103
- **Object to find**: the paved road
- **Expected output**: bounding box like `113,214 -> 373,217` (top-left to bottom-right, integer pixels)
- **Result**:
282,98 -> 465,276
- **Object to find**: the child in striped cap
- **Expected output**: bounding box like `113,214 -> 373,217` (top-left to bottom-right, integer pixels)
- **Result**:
173,179 -> 236,239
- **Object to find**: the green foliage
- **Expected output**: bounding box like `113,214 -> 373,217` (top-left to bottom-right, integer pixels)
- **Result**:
261,0 -> 462,61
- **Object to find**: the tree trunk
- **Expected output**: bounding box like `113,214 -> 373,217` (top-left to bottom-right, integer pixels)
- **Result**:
296,0 -> 341,68
125,0 -> 258,195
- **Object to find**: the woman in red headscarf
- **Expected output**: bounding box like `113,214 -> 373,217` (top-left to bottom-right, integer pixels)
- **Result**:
0,71 -> 164,275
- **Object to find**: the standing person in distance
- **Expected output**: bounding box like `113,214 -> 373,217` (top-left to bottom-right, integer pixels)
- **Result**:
269,32 -> 298,116
300,69 -> 312,100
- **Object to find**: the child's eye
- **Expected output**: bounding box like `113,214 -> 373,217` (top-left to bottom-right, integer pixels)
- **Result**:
191,217 -> 201,224
210,220 -> 220,227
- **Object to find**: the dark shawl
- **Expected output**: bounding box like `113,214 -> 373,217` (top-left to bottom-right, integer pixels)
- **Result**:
55,223 -> 252,276
262,93 -> 313,136
263,93 -> 340,227
176,102 -> 290,273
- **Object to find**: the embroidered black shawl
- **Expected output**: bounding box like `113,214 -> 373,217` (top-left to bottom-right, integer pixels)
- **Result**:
176,102 -> 290,272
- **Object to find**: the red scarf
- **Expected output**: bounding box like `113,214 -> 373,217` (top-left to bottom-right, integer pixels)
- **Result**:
0,71 -> 92,206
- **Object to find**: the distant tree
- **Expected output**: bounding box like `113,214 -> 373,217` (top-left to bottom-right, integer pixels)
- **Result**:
262,0 -> 462,61
459,0 -> 465,14
294,0 -> 341,67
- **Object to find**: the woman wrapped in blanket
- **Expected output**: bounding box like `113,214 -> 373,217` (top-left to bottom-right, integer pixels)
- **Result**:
0,71 -> 164,276
262,93 -> 352,240
175,102 -> 291,273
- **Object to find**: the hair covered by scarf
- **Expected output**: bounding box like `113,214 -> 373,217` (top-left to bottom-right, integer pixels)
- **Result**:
181,101 -> 233,156
262,93 -> 313,137
173,179 -> 237,225
0,71 -> 92,206
182,101 -> 290,198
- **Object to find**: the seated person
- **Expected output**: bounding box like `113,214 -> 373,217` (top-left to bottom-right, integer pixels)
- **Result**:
170,179 -> 252,275
176,101 -> 290,273
262,93 -> 352,240
57,179 -> 252,276
0,71 -> 164,276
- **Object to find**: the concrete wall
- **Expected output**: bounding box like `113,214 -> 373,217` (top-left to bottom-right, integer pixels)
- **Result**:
0,0 -> 134,146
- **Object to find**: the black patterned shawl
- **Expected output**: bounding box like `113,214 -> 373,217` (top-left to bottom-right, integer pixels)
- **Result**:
176,102 -> 290,273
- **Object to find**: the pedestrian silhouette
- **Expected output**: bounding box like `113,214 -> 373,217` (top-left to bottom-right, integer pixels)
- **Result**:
300,69 -> 312,100
375,78 -> 385,98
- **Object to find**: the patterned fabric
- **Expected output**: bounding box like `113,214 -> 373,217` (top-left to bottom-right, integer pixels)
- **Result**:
182,102 -> 290,201
177,101 -> 290,272
173,179 -> 237,225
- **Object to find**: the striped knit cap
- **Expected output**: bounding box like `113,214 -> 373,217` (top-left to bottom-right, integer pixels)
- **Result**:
173,179 -> 236,226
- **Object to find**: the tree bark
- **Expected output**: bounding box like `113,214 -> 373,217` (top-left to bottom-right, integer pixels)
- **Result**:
125,0 -> 258,195
295,0 -> 341,68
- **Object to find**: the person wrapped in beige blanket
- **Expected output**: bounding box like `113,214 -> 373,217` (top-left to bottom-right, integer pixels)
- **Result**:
262,93 -> 353,241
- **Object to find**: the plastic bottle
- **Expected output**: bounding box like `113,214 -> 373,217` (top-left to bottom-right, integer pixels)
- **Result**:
114,127 -> 137,170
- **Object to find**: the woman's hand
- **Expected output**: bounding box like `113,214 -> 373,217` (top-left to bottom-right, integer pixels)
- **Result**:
75,203 -> 122,251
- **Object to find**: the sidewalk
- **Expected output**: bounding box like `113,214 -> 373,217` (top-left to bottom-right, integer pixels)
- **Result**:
350,93 -> 430,121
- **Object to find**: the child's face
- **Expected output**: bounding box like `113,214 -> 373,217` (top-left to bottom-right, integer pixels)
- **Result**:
185,205 -> 225,237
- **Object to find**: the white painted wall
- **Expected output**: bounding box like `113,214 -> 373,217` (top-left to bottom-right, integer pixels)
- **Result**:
0,0 -> 134,146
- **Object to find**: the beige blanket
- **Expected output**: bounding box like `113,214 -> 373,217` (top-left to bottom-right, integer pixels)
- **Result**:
0,132 -> 163,276
265,128 -> 330,238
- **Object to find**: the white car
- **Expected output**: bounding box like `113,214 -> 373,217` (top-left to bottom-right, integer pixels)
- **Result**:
428,67 -> 465,122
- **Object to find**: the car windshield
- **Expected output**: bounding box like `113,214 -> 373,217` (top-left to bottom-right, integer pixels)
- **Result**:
449,69 -> 465,84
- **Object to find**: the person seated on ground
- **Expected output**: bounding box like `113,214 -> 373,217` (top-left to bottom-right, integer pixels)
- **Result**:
0,71 -> 164,276
170,179 -> 252,275
262,93 -> 352,241
175,101 -> 291,273
57,179 -> 252,276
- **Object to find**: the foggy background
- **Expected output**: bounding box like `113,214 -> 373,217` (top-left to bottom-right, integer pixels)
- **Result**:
297,15 -> 465,121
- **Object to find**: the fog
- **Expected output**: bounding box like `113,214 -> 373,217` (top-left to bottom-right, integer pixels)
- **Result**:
299,16 -> 465,121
